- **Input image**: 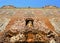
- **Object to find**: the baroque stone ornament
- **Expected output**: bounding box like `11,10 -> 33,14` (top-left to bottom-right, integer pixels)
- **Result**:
0,5 -> 60,43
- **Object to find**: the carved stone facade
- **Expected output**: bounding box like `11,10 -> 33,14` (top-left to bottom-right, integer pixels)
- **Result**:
0,6 -> 60,43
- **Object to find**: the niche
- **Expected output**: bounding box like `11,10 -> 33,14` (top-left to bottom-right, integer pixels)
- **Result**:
25,18 -> 34,26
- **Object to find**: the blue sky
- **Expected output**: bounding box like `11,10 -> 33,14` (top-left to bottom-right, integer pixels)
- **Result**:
0,0 -> 60,8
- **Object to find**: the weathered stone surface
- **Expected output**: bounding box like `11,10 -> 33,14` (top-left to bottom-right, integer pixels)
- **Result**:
0,6 -> 60,43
